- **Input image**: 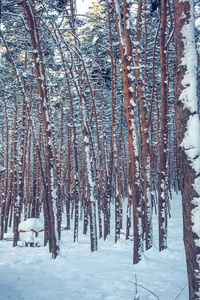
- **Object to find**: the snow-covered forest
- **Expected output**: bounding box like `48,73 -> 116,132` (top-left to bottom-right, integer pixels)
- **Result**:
0,0 -> 199,299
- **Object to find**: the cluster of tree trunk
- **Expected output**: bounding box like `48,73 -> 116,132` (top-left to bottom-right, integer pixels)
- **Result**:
0,0 -> 199,298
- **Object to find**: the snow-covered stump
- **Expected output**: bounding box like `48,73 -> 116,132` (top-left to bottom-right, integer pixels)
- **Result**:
18,218 -> 45,247
174,0 -> 200,298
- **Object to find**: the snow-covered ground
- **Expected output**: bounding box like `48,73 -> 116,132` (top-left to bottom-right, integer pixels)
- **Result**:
0,193 -> 188,300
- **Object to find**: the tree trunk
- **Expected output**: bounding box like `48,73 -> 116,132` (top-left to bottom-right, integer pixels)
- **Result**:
174,0 -> 200,298
158,0 -> 168,251
112,0 -> 142,263
134,0 -> 152,251
22,0 -> 59,258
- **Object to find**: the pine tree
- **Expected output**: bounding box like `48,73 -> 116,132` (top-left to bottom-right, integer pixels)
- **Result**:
174,0 -> 200,298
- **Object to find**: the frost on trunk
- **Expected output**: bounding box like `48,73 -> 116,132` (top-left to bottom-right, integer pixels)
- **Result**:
174,0 -> 200,298
82,102 -> 98,252
106,0 -> 120,244
0,95 -> 9,241
111,0 -> 143,264
134,0 -> 152,251
13,99 -> 27,246
158,0 -> 168,252
22,0 -> 59,259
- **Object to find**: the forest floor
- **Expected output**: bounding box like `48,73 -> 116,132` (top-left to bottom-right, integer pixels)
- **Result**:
0,192 -> 188,300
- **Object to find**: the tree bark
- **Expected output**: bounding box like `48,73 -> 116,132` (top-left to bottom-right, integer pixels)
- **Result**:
134,0 -> 152,251
158,0 -> 168,251
22,0 -> 59,258
112,0 -> 142,263
174,0 -> 200,298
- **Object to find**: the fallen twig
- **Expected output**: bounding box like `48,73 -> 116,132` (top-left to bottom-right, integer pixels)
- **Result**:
129,279 -> 160,300
174,283 -> 188,300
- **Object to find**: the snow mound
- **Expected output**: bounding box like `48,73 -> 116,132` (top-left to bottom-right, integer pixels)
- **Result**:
18,218 -> 44,233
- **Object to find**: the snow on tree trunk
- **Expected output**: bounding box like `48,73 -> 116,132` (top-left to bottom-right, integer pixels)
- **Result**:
82,103 -> 98,252
106,0 -> 120,244
174,0 -> 200,298
22,0 -> 59,258
111,0 -> 143,264
13,99 -> 27,246
158,0 -> 168,252
134,0 -> 152,251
